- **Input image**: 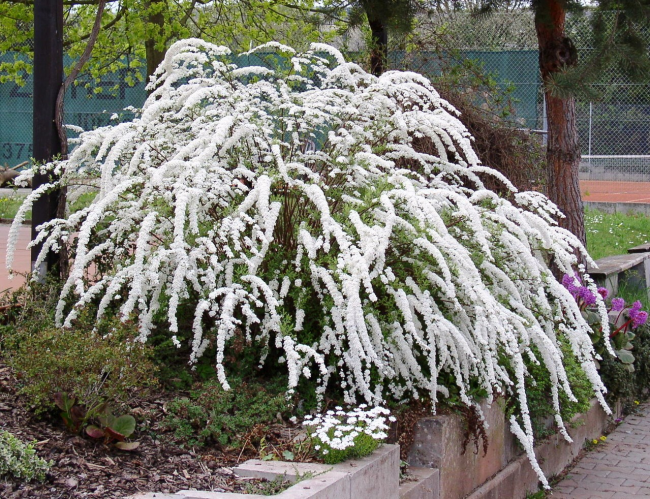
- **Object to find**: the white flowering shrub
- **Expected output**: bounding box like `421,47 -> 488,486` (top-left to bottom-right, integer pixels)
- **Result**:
9,39 -> 610,486
303,405 -> 393,464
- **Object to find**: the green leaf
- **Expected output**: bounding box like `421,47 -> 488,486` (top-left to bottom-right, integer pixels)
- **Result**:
98,406 -> 116,429
616,349 -> 635,364
585,311 -> 600,325
86,425 -> 105,439
613,333 -> 627,350
282,450 -> 295,461
110,415 -> 136,439
53,392 -> 75,412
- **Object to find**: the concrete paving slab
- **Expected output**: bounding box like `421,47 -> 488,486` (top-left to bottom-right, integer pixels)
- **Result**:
552,402 -> 650,497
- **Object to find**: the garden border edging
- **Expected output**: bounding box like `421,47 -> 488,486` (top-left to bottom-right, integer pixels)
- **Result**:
131,444 -> 434,499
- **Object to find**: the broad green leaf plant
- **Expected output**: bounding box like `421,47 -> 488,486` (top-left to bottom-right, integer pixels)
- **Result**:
8,40 -> 610,488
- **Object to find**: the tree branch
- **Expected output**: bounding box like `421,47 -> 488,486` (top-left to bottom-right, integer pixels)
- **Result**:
63,4 -> 125,48
4,0 -> 118,5
55,0 -> 107,157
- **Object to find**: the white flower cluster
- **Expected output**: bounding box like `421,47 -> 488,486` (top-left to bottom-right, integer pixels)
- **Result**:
8,40 -> 609,487
303,405 -> 394,452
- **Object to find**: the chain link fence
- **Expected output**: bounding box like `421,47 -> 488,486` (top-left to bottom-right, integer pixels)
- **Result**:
1,11 -> 649,180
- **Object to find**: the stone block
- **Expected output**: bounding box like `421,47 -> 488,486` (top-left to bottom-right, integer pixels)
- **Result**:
131,494 -> 185,499
399,467 -> 439,499
406,399 -> 517,499
466,399 -> 616,499
233,444 -> 399,499
178,493 -> 260,499
332,444 -> 400,499
277,471 -> 350,499
628,244 -> 650,254
588,253 -> 650,299
234,460 -> 330,482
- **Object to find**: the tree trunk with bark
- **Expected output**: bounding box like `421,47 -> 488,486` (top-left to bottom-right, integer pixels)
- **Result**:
535,0 -> 586,246
368,17 -> 388,76
145,0 -> 166,85
361,1 -> 388,76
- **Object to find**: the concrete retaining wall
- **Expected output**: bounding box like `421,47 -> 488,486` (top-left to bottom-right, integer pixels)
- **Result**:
407,398 -> 619,499
134,399 -> 618,499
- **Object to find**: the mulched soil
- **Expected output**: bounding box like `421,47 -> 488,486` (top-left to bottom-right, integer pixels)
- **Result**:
0,359 -> 271,498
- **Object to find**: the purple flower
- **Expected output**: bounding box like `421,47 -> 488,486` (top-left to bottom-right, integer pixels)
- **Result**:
629,307 -> 639,322
631,300 -> 643,312
597,287 -> 609,300
632,311 -> 648,329
611,298 -> 625,312
562,274 -> 577,294
578,287 -> 597,306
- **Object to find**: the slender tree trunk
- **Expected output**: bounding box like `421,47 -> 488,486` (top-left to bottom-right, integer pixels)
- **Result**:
535,0 -> 586,246
145,0 -> 166,85
361,2 -> 388,76
368,18 -> 388,76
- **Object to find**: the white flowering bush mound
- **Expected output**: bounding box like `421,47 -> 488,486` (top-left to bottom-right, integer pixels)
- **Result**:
303,405 -> 394,464
9,39 -> 611,486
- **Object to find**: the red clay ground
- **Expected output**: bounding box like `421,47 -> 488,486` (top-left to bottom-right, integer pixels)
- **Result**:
0,181 -> 647,292
581,180 -> 650,204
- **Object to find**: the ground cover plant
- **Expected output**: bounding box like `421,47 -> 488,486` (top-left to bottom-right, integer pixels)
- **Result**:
0,430 -> 51,482
8,40 -> 613,487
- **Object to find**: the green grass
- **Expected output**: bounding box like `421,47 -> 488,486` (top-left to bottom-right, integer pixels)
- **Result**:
0,192 -> 96,221
585,208 -> 650,260
585,208 -> 650,310
0,196 -> 30,220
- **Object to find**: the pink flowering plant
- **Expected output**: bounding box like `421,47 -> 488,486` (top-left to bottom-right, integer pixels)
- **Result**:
302,405 -> 394,464
8,40 -> 612,487
562,274 -> 648,372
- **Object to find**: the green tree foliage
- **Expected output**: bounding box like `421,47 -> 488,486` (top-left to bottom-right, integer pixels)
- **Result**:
0,0 -> 332,86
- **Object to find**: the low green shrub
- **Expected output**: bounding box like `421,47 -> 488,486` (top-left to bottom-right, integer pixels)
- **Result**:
162,377 -> 291,448
4,310 -> 158,417
599,322 -> 650,409
317,432 -> 379,465
0,431 -> 51,482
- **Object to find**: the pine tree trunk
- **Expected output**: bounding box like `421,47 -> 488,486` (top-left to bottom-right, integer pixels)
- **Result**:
368,18 -> 387,76
361,1 -> 388,77
145,0 -> 166,86
535,0 -> 586,246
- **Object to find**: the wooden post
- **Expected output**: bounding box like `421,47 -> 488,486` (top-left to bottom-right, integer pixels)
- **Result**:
32,0 -> 63,277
